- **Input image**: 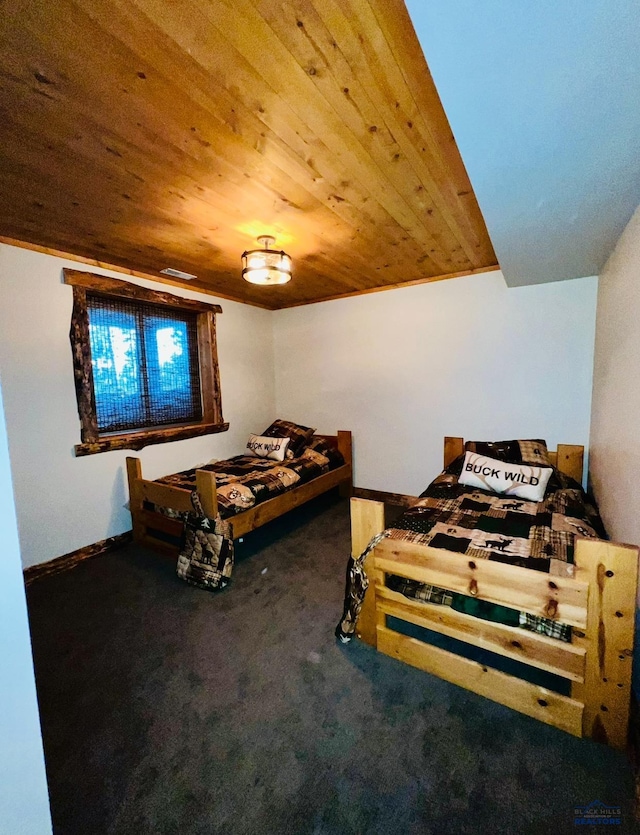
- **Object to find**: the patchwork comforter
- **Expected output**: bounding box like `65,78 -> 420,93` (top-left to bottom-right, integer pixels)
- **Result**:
337,456 -> 606,643
152,436 -> 345,520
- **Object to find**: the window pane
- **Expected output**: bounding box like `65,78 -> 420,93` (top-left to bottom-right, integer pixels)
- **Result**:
89,306 -> 145,432
144,315 -> 202,425
87,295 -> 202,433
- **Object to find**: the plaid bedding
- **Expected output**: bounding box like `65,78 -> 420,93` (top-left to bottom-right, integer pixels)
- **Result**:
392,457 -> 604,577
150,436 -> 345,521
337,455 -> 606,644
261,419 -> 315,458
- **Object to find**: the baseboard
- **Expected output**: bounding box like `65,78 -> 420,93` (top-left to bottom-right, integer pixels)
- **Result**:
353,487 -> 420,507
23,531 -> 133,586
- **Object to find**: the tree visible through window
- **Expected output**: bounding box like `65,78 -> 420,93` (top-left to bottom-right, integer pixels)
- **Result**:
65,269 -> 227,456
88,296 -> 202,432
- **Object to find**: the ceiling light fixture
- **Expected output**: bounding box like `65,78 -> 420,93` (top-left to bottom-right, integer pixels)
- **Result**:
242,235 -> 292,285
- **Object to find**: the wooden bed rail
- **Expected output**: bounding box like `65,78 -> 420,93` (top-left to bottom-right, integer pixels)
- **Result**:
126,458 -> 218,547
571,538 -> 638,747
350,496 -> 638,748
375,538 -> 589,628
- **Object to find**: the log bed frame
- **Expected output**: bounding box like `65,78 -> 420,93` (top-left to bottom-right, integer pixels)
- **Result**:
352,437 -> 638,749
126,430 -> 352,555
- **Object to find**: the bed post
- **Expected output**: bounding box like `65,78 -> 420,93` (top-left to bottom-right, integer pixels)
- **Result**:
556,444 -> 584,484
337,430 -> 353,498
444,437 -> 464,469
350,497 -> 385,647
572,537 -> 638,748
195,469 -> 218,519
126,457 -> 145,543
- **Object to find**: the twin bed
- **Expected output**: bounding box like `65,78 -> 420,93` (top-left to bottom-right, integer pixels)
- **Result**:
126,428 -> 352,552
343,437 -> 638,749
126,427 -> 636,750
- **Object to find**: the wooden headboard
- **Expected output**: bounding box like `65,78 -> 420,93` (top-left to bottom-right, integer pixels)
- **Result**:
443,437 -> 584,484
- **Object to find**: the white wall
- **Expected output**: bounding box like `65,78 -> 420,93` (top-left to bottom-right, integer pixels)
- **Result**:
0,244 -> 275,568
590,205 -> 640,548
0,246 -> 601,568
0,372 -> 52,833
274,270 -> 598,496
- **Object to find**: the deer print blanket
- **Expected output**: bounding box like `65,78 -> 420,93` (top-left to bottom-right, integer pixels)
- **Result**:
338,458 -> 606,644
391,459 -> 605,577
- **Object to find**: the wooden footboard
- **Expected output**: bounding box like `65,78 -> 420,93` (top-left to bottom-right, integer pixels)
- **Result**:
351,496 -> 638,748
126,430 -> 353,553
126,457 -> 219,554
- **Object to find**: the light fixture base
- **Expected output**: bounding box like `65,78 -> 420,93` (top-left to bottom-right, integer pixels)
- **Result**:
256,235 -> 276,249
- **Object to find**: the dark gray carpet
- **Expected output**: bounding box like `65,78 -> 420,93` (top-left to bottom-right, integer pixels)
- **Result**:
27,493 -> 637,834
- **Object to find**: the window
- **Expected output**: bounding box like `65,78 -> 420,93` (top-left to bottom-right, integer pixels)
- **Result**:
88,296 -> 202,432
65,269 -> 227,456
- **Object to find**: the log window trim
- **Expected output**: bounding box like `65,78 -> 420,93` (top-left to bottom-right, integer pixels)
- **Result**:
65,269 -> 227,456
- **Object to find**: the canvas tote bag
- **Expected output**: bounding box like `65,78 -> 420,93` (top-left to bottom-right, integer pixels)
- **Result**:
176,491 -> 234,591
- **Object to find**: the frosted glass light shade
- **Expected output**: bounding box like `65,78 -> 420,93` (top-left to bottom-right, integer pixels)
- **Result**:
242,236 -> 292,285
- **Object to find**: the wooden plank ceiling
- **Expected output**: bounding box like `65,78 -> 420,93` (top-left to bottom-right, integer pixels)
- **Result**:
0,0 -> 497,309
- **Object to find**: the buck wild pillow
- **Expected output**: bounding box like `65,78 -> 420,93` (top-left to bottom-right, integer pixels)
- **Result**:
458,451 -> 552,502
246,434 -> 290,462
261,419 -> 316,458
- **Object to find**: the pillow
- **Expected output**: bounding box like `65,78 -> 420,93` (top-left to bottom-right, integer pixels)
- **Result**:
306,436 -> 345,467
458,451 -> 553,502
261,419 -> 316,458
464,438 -> 551,467
245,433 -> 290,462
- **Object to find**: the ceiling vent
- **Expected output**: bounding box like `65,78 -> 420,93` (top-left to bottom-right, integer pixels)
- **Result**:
160,267 -> 197,280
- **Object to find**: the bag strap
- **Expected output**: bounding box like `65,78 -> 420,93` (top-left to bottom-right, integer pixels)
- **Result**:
190,490 -> 206,518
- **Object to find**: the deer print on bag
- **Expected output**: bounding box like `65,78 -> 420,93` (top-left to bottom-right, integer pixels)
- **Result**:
501,501 -> 525,511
